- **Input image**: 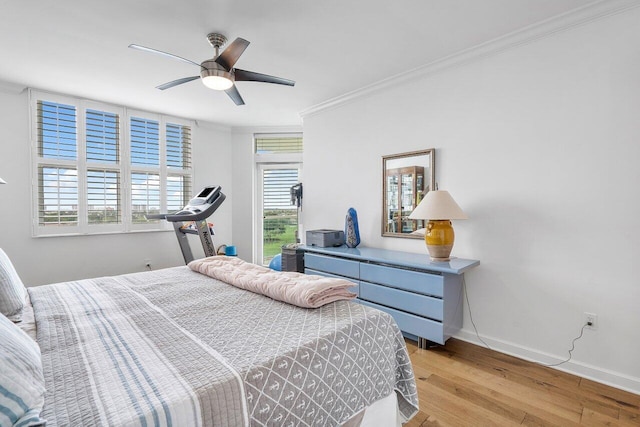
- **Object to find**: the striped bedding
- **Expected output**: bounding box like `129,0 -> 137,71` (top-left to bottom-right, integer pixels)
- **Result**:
29,266 -> 418,426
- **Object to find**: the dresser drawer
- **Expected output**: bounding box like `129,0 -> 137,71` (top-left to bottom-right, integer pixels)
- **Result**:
359,281 -> 443,321
357,300 -> 445,345
304,253 -> 359,279
305,268 -> 359,297
359,263 -> 443,297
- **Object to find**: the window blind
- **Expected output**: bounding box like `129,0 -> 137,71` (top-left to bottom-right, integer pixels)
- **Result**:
38,167 -> 78,226
86,109 -> 119,163
167,175 -> 191,213
37,101 -> 77,160
255,135 -> 303,154
131,173 -> 160,223
87,169 -> 120,224
130,117 -> 159,166
166,123 -> 192,169
263,169 -> 299,209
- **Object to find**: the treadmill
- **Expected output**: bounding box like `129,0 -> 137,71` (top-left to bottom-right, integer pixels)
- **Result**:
147,185 -> 226,264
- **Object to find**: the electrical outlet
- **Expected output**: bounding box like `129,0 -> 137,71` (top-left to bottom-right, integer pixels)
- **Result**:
584,312 -> 598,330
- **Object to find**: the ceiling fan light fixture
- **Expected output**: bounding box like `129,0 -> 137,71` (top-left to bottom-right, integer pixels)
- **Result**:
201,59 -> 233,90
202,75 -> 233,90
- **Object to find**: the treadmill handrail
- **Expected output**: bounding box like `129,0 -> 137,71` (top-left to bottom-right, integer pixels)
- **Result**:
145,213 -> 168,220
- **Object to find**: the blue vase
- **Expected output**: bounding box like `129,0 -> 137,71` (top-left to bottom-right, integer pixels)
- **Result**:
345,208 -> 360,248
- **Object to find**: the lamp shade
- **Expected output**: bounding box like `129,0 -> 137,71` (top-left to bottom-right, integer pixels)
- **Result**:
408,190 -> 467,220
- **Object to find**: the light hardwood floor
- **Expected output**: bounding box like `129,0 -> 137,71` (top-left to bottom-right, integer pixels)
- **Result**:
403,338 -> 640,426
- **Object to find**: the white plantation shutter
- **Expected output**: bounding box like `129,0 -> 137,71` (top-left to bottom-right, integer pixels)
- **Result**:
38,101 -> 77,160
38,167 -> 78,226
130,116 -> 160,225
130,117 -> 159,166
31,90 -> 193,235
131,172 -> 160,223
166,123 -> 191,169
86,109 -> 119,163
167,175 -> 190,213
36,99 -> 79,229
87,169 -> 120,224
165,123 -> 192,213
86,108 -> 121,225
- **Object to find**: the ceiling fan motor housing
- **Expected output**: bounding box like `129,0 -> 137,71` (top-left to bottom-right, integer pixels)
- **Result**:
200,59 -> 232,79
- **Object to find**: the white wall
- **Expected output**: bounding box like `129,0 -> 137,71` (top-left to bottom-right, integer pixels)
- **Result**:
0,85 -> 233,285
230,128 -> 255,261
301,8 -> 640,392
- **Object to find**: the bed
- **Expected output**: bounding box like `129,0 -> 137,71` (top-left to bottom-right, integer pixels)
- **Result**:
1,253 -> 418,426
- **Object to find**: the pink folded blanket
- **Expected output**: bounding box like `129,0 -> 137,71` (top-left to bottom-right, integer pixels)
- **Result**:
188,256 -> 357,308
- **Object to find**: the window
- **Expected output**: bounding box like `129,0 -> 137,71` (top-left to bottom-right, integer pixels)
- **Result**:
254,133 -> 303,266
31,90 -> 192,236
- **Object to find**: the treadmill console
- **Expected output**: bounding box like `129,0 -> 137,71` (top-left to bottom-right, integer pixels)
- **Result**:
188,186 -> 221,206
166,185 -> 226,222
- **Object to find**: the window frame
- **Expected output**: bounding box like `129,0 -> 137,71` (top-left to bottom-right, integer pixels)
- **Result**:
253,132 -> 303,264
30,90 -> 193,237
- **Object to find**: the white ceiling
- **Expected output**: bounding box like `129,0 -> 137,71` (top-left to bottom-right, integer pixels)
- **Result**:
0,0 -> 590,127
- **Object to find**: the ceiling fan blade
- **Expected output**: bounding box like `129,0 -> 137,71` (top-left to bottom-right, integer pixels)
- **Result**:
234,69 -> 295,86
215,38 -> 250,70
224,84 -> 245,105
156,76 -> 200,90
129,44 -> 201,68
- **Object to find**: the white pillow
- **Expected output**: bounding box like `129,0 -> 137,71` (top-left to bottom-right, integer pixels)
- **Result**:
0,248 -> 26,321
0,313 -> 46,426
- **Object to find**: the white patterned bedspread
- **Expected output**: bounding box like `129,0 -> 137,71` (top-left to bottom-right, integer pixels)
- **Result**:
29,266 -> 418,426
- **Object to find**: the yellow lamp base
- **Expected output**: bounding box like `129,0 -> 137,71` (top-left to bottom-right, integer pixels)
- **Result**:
425,220 -> 455,262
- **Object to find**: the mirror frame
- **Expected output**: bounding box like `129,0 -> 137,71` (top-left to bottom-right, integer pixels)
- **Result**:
381,149 -> 435,239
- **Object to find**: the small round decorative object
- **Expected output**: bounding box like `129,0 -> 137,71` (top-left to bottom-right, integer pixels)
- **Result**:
269,253 -> 282,271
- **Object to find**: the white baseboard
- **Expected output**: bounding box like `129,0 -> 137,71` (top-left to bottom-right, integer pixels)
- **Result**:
454,329 -> 640,395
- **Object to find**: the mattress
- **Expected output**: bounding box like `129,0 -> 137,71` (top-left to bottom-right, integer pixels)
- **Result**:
29,266 -> 418,426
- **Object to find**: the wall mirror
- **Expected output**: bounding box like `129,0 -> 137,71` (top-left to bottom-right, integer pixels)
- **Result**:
382,149 -> 435,238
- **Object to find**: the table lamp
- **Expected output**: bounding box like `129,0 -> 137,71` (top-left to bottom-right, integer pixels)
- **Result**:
408,190 -> 467,261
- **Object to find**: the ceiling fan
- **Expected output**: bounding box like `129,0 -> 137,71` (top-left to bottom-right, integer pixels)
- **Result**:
129,33 -> 295,105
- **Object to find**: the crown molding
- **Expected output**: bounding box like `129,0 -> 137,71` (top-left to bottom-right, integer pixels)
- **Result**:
299,0 -> 640,119
0,80 -> 26,94
231,125 -> 303,134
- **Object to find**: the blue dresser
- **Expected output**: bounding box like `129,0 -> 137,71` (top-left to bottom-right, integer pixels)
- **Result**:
301,245 -> 479,348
